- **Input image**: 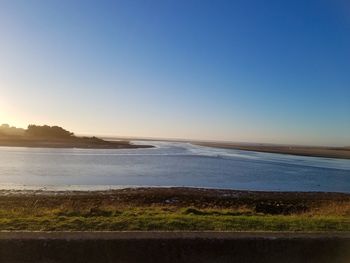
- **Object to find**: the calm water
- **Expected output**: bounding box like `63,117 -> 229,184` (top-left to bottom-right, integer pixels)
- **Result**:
0,141 -> 349,192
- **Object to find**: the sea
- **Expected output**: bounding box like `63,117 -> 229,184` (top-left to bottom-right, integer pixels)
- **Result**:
0,141 -> 349,192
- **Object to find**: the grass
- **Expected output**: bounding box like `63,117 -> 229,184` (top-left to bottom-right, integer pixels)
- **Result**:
0,206 -> 349,231
0,188 -> 349,232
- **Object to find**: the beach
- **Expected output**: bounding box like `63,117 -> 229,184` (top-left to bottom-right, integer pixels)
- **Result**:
194,142 -> 350,159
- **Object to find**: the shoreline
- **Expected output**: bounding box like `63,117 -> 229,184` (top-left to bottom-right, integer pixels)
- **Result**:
193,141 -> 350,160
1,186 -> 350,196
1,184 -> 349,194
1,187 -> 349,202
0,138 -> 153,149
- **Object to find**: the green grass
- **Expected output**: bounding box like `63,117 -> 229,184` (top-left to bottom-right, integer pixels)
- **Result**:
0,206 -> 348,231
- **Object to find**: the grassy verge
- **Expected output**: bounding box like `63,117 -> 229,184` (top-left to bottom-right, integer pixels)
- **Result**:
0,206 -> 349,231
0,188 -> 349,231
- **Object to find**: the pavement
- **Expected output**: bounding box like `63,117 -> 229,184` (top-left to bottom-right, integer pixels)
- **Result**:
0,231 -> 349,263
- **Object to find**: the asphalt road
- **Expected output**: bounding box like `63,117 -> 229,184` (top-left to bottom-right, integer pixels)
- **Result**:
0,232 -> 349,263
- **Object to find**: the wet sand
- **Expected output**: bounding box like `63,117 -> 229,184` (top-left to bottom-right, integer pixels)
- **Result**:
194,142 -> 350,159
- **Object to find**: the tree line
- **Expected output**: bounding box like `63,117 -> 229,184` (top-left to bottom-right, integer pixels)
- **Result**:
1,124 -> 75,139
26,125 -> 75,138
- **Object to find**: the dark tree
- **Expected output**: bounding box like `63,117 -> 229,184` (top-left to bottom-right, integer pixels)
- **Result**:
26,125 -> 75,138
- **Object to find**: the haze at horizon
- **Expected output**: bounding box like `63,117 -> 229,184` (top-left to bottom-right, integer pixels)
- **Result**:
1,0 -> 349,146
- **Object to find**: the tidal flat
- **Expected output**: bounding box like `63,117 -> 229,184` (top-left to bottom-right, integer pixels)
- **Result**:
194,142 -> 350,160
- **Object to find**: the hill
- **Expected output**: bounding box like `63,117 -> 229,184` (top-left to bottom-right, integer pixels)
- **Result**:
0,124 -> 152,149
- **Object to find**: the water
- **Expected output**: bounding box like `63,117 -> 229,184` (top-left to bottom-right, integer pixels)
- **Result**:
0,141 -> 349,192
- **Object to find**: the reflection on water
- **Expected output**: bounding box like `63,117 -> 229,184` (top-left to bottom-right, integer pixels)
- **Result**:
0,141 -> 349,192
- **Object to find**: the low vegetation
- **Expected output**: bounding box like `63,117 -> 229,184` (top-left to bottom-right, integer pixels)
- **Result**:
0,188 -> 348,231
0,206 -> 349,232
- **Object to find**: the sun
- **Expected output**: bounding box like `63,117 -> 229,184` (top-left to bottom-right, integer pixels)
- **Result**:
0,94 -> 26,127
0,108 -> 25,128
0,111 -> 11,125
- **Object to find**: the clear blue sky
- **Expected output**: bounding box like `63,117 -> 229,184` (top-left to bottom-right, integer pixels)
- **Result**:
0,0 -> 349,146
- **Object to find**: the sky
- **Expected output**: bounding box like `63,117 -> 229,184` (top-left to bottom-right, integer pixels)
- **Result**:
0,0 -> 349,146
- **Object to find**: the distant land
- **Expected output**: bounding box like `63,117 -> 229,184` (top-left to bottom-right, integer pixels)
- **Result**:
2,124 -> 349,158
194,141 -> 350,160
101,135 -> 350,160
0,124 -> 152,149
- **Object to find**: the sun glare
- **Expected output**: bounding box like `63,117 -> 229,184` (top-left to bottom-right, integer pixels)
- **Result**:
0,115 -> 13,126
0,108 -> 24,128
